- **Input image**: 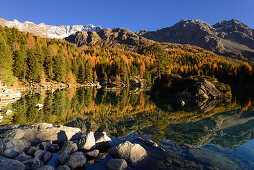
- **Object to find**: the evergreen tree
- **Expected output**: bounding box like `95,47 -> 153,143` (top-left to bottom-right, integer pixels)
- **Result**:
54,54 -> 66,82
26,50 -> 41,82
13,49 -> 27,80
85,61 -> 93,83
0,33 -> 15,85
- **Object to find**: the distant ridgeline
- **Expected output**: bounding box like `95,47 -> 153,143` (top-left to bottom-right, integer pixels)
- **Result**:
0,25 -> 253,87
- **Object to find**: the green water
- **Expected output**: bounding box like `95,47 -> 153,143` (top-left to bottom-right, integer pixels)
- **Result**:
2,87 -> 254,169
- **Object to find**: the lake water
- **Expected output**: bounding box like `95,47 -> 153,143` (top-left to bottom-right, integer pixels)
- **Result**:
1,87 -> 254,169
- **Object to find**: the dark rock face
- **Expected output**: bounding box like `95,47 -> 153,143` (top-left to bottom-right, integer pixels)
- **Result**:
139,19 -> 254,60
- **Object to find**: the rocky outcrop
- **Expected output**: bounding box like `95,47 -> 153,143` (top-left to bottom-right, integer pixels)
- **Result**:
151,75 -> 232,101
108,141 -> 148,164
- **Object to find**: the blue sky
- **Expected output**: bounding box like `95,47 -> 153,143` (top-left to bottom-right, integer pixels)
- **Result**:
1,0 -> 253,32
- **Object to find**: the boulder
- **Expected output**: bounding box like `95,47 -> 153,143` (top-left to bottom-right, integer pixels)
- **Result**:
36,165 -> 54,170
59,141 -> 78,155
0,138 -> 30,154
57,130 -> 68,144
108,141 -> 148,164
15,152 -> 32,162
95,132 -> 111,143
43,151 -> 52,163
48,144 -> 59,152
95,132 -> 111,150
66,152 -> 86,169
40,141 -> 51,150
78,131 -> 95,151
22,157 -> 41,169
2,149 -> 20,158
57,165 -> 70,170
0,155 -> 25,170
34,149 -> 46,160
85,149 -> 99,158
136,137 -> 165,151
107,159 -> 128,170
25,146 -> 37,156
55,151 -> 70,166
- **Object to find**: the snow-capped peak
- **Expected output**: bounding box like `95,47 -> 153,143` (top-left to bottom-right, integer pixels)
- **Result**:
0,18 -> 103,39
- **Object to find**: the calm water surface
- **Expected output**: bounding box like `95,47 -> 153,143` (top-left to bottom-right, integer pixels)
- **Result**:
1,87 -> 254,169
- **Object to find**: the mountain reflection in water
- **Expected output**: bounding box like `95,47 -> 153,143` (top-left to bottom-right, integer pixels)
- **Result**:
1,87 -> 254,169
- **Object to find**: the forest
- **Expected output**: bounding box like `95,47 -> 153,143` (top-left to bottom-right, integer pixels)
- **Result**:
0,25 -> 253,87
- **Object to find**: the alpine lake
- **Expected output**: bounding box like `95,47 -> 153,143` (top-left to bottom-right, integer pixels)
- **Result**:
1,86 -> 254,170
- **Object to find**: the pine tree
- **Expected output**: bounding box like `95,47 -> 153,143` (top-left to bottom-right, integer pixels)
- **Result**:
54,54 -> 66,82
26,50 -> 41,82
85,61 -> 93,83
0,33 -> 15,85
13,49 -> 27,80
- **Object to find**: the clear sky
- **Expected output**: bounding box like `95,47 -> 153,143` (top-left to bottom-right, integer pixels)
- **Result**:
1,0 -> 253,32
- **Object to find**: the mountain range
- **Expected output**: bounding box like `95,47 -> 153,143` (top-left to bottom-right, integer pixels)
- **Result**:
1,18 -> 253,60
0,18 -> 102,39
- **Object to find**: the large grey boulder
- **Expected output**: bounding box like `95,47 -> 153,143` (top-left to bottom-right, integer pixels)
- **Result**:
107,159 -> 128,170
0,155 -> 25,170
78,131 -> 95,151
0,123 -> 81,142
108,141 -> 148,165
66,152 -> 86,169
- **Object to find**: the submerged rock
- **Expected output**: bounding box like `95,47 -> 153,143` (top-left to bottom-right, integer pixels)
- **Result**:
107,158 -> 128,170
108,141 -> 148,164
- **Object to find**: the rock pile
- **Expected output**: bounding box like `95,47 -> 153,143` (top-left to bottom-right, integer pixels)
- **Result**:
0,123 -> 162,170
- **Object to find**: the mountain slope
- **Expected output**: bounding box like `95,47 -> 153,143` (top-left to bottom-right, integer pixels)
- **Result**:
0,18 -> 102,39
65,27 -> 155,50
138,19 -> 254,60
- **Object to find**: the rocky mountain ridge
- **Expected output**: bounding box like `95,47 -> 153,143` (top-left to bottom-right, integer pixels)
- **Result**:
138,19 -> 254,60
0,18 -> 103,39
